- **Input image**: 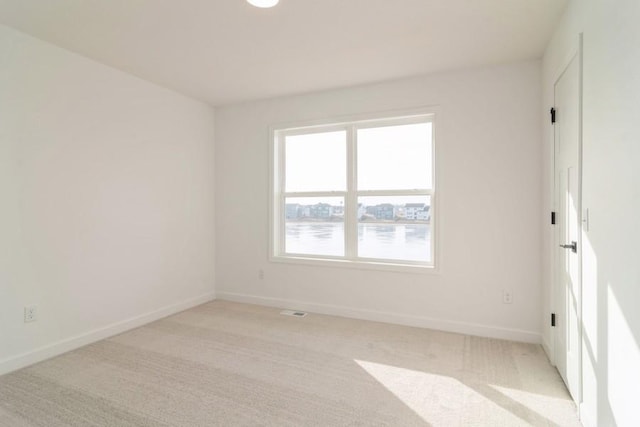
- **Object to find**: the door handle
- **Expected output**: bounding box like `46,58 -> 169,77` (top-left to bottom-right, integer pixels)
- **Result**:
560,241 -> 577,253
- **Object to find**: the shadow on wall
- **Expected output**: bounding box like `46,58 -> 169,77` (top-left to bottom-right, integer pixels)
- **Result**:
581,229 -> 640,425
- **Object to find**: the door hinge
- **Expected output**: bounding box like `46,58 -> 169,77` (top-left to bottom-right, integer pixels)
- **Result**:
550,107 -> 556,124
551,211 -> 556,225
551,313 -> 556,327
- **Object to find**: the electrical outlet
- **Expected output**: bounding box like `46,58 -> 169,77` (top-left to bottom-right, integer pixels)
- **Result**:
258,269 -> 264,280
503,290 -> 513,304
24,305 -> 38,323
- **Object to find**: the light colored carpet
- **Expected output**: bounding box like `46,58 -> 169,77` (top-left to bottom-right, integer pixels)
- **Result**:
0,301 -> 581,426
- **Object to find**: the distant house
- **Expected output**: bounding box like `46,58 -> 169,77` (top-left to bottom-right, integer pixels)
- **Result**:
285,203 -> 301,219
405,203 -> 426,220
366,203 -> 394,220
310,203 -> 332,218
416,206 -> 431,221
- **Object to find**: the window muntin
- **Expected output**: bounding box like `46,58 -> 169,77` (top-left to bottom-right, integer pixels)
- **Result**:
273,113 -> 435,269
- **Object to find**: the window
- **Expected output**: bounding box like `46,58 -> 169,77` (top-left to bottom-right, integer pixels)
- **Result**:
271,111 -> 436,270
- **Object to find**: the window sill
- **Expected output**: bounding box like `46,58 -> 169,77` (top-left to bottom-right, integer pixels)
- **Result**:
269,254 -> 438,274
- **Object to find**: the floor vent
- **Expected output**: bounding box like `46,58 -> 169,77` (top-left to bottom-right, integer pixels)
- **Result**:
280,310 -> 308,317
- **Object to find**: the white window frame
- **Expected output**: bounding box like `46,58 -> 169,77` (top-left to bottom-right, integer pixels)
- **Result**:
270,108 -> 438,273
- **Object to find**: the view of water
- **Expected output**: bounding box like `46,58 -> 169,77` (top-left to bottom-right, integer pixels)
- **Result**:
285,222 -> 431,262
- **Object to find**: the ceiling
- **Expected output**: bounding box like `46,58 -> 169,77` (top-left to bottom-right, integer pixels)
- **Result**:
0,0 -> 567,106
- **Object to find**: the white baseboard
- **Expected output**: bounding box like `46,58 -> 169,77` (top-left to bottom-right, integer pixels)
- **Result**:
0,292 -> 216,376
217,292 -> 541,344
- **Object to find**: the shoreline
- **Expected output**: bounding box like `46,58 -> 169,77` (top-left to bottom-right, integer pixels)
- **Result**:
285,221 -> 431,226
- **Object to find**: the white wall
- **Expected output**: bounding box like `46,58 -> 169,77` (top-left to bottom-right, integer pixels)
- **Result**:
215,61 -> 543,343
0,25 -> 216,374
542,1 -> 640,426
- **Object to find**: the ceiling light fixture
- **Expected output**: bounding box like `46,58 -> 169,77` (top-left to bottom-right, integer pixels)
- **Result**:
247,0 -> 279,8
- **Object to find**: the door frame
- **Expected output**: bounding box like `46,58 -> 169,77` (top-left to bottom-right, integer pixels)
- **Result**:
551,33 -> 584,405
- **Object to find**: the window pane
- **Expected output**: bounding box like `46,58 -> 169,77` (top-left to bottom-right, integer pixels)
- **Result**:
285,131 -> 346,192
357,123 -> 432,190
358,195 -> 431,262
285,197 -> 344,256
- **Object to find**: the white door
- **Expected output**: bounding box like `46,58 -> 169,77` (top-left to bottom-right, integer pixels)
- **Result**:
554,52 -> 582,402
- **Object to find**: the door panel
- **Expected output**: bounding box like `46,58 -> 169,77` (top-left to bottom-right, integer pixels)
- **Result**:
554,53 -> 581,402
